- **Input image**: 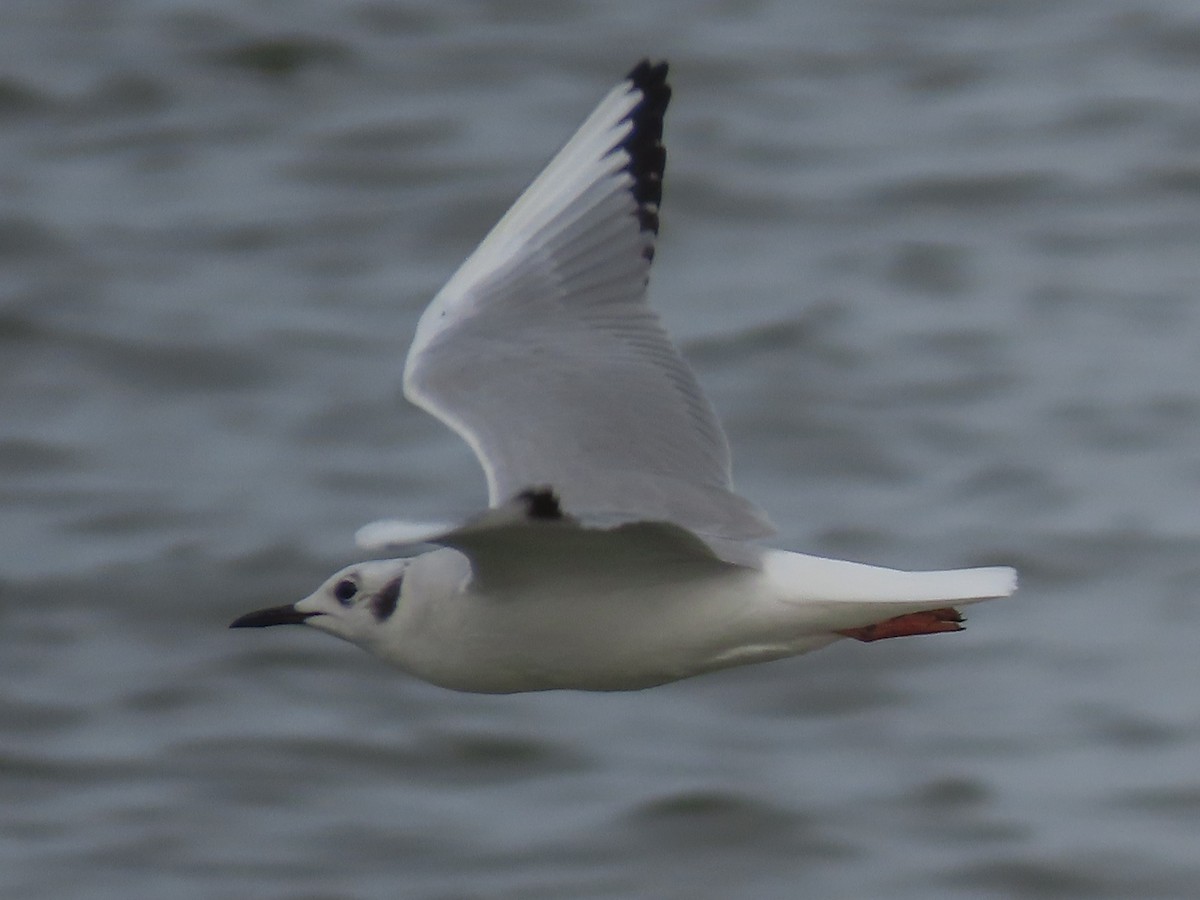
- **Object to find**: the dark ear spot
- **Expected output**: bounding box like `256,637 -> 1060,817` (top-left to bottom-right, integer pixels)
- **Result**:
372,576 -> 402,621
517,487 -> 563,521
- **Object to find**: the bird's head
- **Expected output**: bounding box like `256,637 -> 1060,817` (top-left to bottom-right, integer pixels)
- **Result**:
230,558 -> 410,646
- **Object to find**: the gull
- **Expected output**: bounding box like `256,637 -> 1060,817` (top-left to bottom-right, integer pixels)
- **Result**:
231,61 -> 1017,693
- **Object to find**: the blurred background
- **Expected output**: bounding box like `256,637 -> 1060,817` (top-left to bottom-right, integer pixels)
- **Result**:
4,1 -> 1200,897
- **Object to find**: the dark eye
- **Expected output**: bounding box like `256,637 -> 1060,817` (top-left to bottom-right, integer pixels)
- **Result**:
333,579 -> 357,605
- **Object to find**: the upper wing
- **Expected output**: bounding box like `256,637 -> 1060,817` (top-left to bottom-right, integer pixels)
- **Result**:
403,60 -> 772,541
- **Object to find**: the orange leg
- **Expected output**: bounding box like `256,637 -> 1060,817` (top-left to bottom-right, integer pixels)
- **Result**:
836,607 -> 964,643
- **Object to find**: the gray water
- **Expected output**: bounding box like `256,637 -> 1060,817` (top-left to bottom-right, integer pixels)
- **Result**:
4,1 -> 1200,897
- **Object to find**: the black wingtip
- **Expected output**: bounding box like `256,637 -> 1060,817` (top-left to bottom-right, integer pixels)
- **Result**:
621,60 -> 670,244
516,487 -> 565,521
625,59 -> 670,100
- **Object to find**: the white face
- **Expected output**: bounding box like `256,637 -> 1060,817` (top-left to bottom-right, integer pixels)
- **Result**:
293,559 -> 410,645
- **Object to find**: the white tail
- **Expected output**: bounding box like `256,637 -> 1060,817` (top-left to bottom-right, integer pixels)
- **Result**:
762,549 -> 1017,633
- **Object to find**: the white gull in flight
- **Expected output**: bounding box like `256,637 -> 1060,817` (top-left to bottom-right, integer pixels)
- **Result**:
231,61 -> 1017,693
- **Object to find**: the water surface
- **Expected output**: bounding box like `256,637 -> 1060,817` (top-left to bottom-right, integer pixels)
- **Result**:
4,1 -> 1200,897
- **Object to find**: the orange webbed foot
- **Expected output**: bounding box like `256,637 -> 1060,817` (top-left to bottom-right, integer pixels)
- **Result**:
836,607 -> 964,643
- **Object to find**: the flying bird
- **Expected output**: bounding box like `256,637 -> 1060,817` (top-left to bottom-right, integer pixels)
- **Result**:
231,61 -> 1016,693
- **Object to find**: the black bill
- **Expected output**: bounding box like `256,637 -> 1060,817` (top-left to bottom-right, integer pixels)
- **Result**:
229,605 -> 313,628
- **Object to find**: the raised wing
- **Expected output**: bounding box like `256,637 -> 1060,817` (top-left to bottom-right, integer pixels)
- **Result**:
402,61 -> 772,541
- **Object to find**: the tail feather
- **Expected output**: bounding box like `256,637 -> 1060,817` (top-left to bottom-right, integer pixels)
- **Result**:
762,549 -> 1017,634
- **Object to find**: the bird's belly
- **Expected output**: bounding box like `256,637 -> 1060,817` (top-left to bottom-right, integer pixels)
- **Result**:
390,574 -> 828,693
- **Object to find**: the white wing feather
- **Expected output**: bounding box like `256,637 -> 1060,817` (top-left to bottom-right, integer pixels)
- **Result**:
402,61 -> 772,540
